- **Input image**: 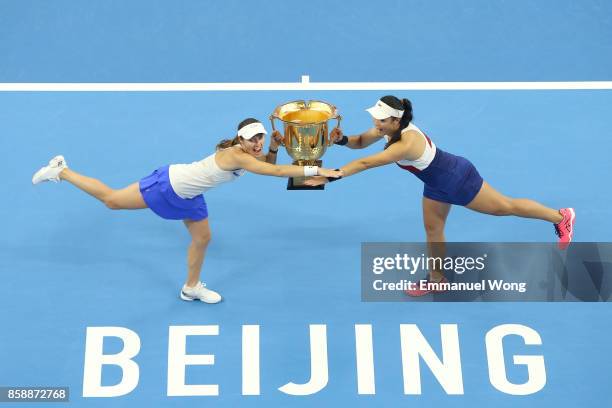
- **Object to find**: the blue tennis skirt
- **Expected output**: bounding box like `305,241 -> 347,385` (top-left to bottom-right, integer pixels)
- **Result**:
413,149 -> 484,206
139,165 -> 208,221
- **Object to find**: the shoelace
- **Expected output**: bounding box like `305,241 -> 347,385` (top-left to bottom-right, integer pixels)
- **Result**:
554,224 -> 563,238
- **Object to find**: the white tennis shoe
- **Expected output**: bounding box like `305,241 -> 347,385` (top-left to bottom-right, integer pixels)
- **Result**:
180,281 -> 222,304
32,155 -> 68,184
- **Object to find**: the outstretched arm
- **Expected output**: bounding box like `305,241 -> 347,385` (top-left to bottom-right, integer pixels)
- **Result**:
232,149 -> 343,178
304,135 -> 414,186
339,139 -> 411,176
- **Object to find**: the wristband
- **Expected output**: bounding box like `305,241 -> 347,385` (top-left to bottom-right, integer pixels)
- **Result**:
303,166 -> 319,177
335,135 -> 349,146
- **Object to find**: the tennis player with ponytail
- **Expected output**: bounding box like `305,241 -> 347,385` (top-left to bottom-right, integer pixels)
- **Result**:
32,118 -> 343,303
307,96 -> 575,296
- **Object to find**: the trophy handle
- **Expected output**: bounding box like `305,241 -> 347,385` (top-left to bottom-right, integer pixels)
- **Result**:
269,115 -> 286,146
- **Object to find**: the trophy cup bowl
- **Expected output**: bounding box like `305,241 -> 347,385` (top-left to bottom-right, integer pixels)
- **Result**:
270,100 -> 341,190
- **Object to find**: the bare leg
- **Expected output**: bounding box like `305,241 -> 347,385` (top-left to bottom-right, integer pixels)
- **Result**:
422,197 -> 452,282
466,181 -> 562,223
183,218 -> 211,287
59,168 -> 147,210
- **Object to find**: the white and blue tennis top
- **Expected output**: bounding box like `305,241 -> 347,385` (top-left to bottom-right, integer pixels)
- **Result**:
169,150 -> 245,199
383,123 -> 437,172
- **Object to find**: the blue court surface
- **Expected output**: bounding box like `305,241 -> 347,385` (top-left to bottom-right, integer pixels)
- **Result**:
1,1 -> 612,407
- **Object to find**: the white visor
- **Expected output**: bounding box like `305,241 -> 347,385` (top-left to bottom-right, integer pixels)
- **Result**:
237,122 -> 267,139
366,100 -> 404,120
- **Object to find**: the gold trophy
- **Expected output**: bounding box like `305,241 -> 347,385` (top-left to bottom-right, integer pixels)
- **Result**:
270,100 -> 341,190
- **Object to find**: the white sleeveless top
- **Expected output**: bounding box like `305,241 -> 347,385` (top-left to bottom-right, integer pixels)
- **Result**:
169,150 -> 246,199
384,123 -> 437,171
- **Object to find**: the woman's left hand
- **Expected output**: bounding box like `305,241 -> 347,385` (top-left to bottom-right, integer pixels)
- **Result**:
270,130 -> 284,149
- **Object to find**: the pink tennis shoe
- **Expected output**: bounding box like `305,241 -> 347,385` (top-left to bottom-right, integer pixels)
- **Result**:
554,208 -> 575,250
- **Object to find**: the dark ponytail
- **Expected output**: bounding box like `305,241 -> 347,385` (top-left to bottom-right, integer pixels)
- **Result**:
399,98 -> 413,129
381,95 -> 413,149
216,117 -> 261,150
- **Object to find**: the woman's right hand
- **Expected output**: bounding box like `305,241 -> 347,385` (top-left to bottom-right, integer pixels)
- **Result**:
330,127 -> 343,143
318,168 -> 344,179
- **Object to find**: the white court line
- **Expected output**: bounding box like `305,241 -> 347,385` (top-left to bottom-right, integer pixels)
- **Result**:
1,81 -> 612,91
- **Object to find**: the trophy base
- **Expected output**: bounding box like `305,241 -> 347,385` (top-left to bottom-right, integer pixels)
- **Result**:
287,178 -> 324,190
287,159 -> 324,190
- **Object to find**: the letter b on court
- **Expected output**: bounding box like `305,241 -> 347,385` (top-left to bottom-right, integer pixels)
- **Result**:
82,327 -> 141,397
